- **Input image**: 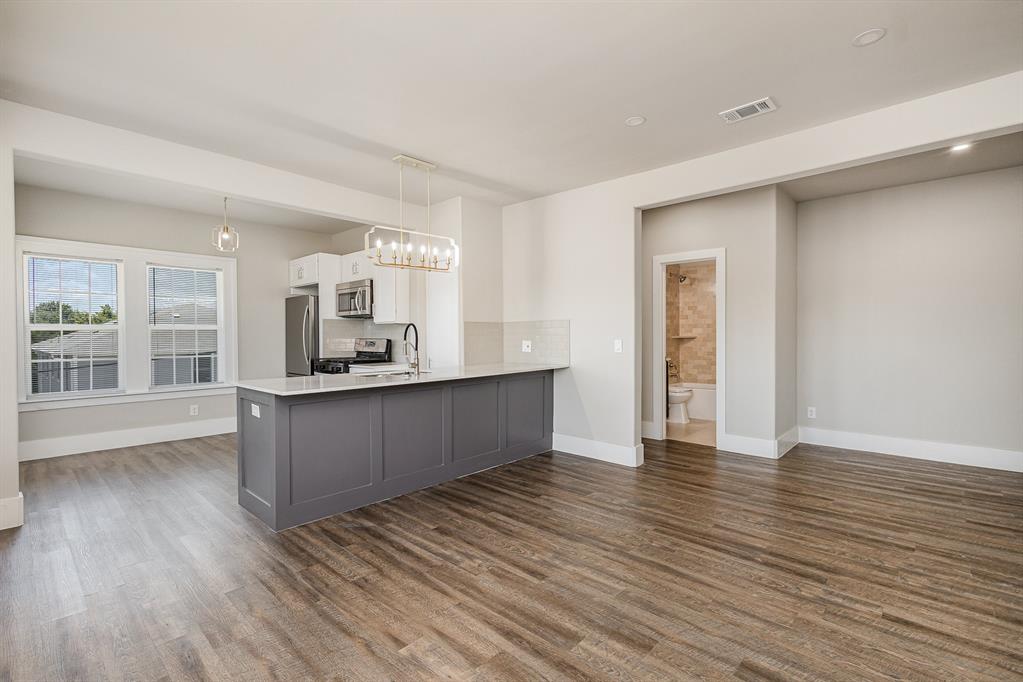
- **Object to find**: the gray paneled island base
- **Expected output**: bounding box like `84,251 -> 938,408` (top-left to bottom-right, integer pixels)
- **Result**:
234,364 -> 564,531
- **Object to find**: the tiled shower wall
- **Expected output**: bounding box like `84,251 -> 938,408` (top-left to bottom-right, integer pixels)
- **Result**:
666,261 -> 716,384
464,320 -> 571,365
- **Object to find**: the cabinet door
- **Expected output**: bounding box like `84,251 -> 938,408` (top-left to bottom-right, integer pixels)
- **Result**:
370,251 -> 410,324
289,254 -> 319,287
340,252 -> 368,283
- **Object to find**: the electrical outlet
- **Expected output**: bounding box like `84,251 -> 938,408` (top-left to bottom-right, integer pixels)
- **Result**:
613,339 -> 623,353
807,406 -> 816,419
521,340 -> 532,353
188,404 -> 199,417
250,403 -> 261,419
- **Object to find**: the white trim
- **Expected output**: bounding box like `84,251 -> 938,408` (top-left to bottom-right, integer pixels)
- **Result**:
798,427 -> 1023,473
553,433 -> 644,467
651,248 -> 726,446
18,416 -> 236,462
0,492 -> 24,530
641,420 -> 659,439
776,426 -> 799,458
18,385 -> 236,411
717,433 -> 780,459
18,250 -> 127,400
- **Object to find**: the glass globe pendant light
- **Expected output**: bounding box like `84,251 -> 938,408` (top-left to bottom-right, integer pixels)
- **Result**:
211,197 -> 239,252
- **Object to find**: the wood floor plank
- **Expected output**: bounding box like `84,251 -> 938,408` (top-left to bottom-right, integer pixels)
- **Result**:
1,433 -> 1020,680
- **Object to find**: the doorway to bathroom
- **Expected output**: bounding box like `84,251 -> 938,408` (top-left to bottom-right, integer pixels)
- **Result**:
651,248 -> 726,448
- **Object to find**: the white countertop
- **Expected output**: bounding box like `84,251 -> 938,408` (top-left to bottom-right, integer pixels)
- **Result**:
235,362 -> 568,396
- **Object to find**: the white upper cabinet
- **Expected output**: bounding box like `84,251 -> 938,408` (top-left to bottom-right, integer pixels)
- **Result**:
365,249 -> 411,324
340,251 -> 368,282
288,253 -> 320,287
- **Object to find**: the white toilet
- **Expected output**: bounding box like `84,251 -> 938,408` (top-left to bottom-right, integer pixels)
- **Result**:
667,383 -> 694,424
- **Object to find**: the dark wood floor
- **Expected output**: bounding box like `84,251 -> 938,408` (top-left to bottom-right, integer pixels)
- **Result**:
1,436 -> 1021,681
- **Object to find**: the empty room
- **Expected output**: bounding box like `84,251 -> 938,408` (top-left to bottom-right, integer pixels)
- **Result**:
1,1 -> 1021,680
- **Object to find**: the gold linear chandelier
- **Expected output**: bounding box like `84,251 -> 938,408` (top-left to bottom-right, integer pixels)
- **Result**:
364,154 -> 458,273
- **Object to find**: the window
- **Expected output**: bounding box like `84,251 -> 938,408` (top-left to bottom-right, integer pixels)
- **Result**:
24,255 -> 121,396
17,236 -> 237,407
148,266 -> 222,387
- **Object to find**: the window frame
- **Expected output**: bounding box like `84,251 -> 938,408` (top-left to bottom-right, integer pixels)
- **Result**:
21,253 -> 126,399
15,236 -> 237,408
146,263 -> 226,389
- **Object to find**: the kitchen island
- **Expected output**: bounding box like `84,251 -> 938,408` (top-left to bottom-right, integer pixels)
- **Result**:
234,363 -> 565,531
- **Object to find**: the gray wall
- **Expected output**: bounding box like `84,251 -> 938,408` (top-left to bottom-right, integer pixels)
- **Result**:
774,188 -> 798,437
15,184 -> 335,443
797,166 -> 1023,451
642,186 -> 782,440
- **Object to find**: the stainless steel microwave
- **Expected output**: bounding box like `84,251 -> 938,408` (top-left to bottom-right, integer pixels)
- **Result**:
336,279 -> 373,318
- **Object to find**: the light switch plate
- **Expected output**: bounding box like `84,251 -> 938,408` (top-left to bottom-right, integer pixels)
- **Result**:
521,340 -> 532,353
613,339 -> 623,353
251,403 -> 261,419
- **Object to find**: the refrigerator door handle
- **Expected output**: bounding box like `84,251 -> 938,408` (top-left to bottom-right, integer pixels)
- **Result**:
301,305 -> 310,366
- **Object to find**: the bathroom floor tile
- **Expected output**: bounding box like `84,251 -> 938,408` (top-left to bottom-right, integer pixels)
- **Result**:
666,418 -> 716,447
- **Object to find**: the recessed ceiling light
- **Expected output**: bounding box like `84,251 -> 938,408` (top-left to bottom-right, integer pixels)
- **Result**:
852,28 -> 886,47
624,116 -> 647,127
951,143 -> 972,152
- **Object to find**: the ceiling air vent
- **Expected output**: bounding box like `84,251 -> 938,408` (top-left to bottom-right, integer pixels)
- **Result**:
718,97 -> 777,124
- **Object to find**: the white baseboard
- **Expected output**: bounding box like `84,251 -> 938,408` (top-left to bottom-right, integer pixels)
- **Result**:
798,426 -> 1023,473
18,417 -> 237,462
552,433 -> 644,467
776,426 -> 799,458
0,492 -> 24,530
717,433 -> 780,459
641,420 -> 659,439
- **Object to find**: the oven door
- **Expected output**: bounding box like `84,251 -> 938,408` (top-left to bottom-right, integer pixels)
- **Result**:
336,279 -> 373,318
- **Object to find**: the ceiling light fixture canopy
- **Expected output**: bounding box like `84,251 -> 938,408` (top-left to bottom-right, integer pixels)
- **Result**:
365,155 -> 458,273
624,115 -> 647,127
211,196 -> 239,252
852,28 -> 887,47
950,142 -> 972,152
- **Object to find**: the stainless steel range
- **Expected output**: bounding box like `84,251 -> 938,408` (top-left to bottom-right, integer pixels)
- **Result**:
313,338 -> 392,375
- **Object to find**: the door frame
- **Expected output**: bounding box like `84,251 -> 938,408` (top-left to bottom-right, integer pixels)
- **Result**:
650,248 -> 726,443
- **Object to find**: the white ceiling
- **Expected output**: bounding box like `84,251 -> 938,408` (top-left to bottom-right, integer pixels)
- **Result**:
14,155 -> 369,234
2,2 -> 1021,205
781,132 -> 1023,202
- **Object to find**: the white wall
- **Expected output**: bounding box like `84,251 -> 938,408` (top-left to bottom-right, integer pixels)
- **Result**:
642,187 -> 780,441
0,143 -> 19,528
504,186 -> 638,461
331,226 -> 369,254
502,71 -> 1023,466
461,197 -> 503,323
424,197 -> 463,368
797,167 -> 1023,456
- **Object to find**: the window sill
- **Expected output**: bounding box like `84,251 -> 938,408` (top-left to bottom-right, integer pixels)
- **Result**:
18,384 -> 237,412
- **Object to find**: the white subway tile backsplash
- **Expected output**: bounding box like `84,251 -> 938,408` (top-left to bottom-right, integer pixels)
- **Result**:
463,320 -> 570,365
502,319 -> 570,364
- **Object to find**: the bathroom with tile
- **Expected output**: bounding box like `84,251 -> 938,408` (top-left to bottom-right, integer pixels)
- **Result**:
665,261 -> 716,446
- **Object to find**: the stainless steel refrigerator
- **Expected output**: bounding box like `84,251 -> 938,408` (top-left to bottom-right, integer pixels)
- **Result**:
285,294 -> 318,376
